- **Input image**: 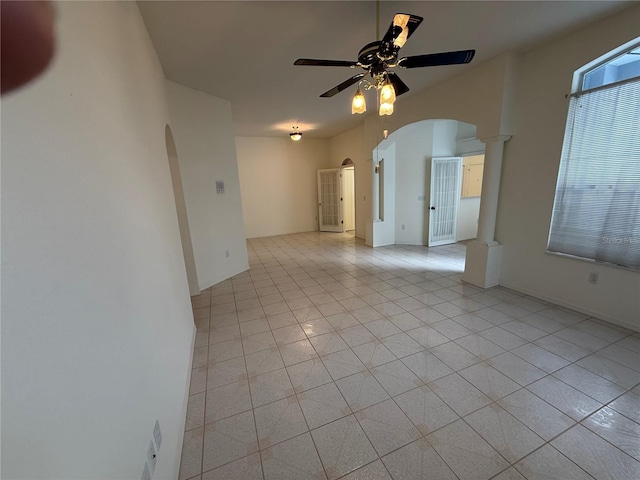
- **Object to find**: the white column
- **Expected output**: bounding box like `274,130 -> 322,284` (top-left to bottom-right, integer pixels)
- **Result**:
477,136 -> 510,244
462,135 -> 511,288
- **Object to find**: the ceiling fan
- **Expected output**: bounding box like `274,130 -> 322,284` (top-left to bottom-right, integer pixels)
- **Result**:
294,13 -> 475,112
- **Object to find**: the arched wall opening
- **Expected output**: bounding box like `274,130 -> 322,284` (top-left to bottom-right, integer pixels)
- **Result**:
354,53 -> 518,247
368,118 -> 485,248
165,125 -> 200,296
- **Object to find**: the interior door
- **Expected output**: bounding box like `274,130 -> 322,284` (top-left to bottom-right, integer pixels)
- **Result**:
428,157 -> 462,246
317,169 -> 343,232
342,167 -> 355,231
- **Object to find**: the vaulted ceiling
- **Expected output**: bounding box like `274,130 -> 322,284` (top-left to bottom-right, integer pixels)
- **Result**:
138,1 -> 631,138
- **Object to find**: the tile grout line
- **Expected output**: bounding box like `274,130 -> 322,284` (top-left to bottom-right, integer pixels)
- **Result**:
183,232 -> 639,480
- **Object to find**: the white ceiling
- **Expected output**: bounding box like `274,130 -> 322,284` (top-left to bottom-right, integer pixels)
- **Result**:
137,1 -> 631,138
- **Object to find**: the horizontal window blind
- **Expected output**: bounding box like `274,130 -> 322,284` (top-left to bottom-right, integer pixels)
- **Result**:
547,78 -> 640,269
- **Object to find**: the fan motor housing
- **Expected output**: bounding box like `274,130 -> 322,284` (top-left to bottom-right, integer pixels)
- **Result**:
358,41 -> 381,66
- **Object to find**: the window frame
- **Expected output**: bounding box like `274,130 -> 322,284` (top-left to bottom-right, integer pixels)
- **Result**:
546,37 -> 640,271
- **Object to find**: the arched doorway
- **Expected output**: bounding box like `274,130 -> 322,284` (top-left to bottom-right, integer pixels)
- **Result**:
369,119 -> 484,247
165,125 -> 200,296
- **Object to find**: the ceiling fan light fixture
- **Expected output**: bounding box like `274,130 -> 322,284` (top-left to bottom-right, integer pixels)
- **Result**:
379,102 -> 393,116
392,14 -> 411,48
289,126 -> 303,142
294,11 -> 476,121
379,80 -> 396,104
352,86 -> 366,114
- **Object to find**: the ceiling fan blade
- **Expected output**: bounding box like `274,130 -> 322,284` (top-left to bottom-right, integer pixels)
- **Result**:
319,73 -> 366,98
294,58 -> 359,67
399,50 -> 476,69
387,71 -> 410,96
381,13 -> 423,49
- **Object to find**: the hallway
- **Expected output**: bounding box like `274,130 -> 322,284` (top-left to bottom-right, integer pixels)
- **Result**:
180,232 -> 640,480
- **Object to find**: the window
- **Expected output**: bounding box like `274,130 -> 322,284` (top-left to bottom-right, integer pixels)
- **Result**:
547,40 -> 640,270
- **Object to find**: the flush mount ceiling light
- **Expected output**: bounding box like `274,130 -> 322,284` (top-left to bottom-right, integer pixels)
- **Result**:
289,126 -> 303,142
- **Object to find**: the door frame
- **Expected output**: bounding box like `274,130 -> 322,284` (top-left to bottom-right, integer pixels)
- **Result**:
317,168 -> 343,232
341,165 -> 356,232
428,156 -> 463,247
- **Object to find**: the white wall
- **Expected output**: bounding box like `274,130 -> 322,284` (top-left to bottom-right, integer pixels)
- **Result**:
455,127 -> 484,242
497,5 -> 640,330
329,125 -> 368,239
393,122 -> 434,245
236,137 -> 331,238
456,137 -> 485,156
372,144 -> 396,247
165,81 -> 249,290
432,120 -> 458,157
385,119 -> 457,246
166,126 -> 200,295
457,197 -> 481,241
1,3 -> 194,479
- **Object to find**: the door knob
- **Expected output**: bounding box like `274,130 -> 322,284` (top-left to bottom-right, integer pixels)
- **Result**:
430,206 -> 436,210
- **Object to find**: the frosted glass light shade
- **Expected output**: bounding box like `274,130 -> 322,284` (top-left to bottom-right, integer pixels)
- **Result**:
379,102 -> 393,116
380,82 -> 396,104
352,87 -> 366,114
289,127 -> 302,141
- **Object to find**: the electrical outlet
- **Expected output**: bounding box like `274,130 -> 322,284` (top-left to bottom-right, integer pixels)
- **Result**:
588,272 -> 599,284
401,224 -> 405,230
225,250 -> 230,258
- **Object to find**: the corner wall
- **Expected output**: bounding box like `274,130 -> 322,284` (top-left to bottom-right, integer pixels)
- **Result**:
1,3 -> 194,479
165,81 -> 249,290
497,5 -> 640,330
393,122 -> 434,246
236,136 -> 331,238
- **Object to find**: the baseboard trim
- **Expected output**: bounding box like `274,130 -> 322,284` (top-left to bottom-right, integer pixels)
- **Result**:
175,324 -> 197,479
199,263 -> 250,291
499,281 -> 639,333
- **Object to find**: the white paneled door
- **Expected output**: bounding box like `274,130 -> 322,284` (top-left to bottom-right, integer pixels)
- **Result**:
428,157 -> 462,246
317,169 -> 343,232
342,167 -> 356,231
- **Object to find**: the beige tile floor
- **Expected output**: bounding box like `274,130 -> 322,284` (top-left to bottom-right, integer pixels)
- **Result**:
180,232 -> 640,480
